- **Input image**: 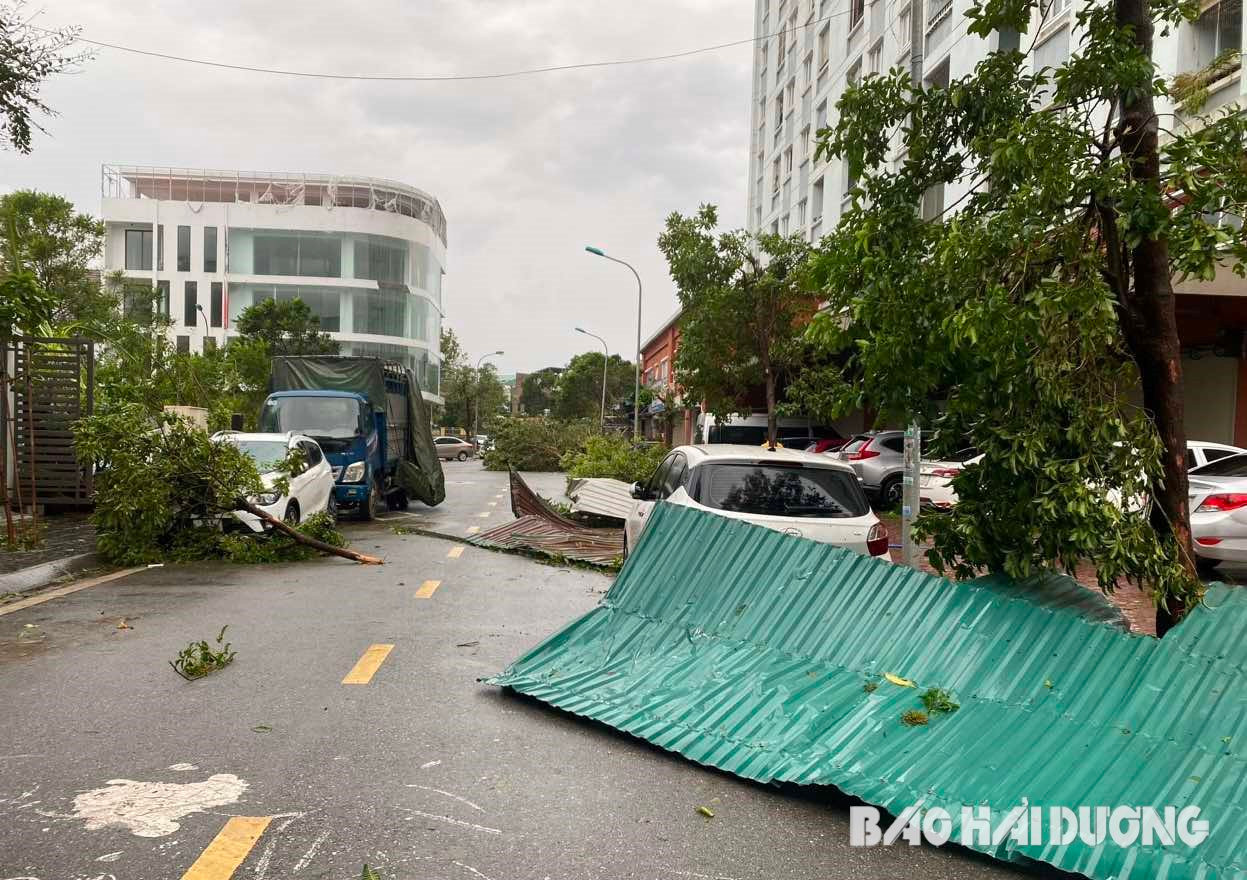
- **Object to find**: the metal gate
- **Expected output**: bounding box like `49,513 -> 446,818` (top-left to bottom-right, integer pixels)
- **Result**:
1,336 -> 95,509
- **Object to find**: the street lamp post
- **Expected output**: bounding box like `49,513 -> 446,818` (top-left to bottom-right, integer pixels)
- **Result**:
474,350 -> 504,446
575,327 -> 609,428
195,304 -> 213,352
584,246 -> 642,439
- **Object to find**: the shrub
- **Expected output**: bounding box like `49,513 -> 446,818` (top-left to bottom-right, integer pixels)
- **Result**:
561,434 -> 669,485
482,417 -> 594,472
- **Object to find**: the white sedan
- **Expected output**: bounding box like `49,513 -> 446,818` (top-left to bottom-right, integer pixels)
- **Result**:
1188,452 -> 1247,570
624,444 -> 890,560
213,431 -> 336,531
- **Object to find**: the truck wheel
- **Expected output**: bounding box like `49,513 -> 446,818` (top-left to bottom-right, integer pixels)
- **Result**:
387,490 -> 409,511
360,481 -> 382,521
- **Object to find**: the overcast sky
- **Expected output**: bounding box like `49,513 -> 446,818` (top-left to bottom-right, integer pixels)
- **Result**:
0,1 -> 753,376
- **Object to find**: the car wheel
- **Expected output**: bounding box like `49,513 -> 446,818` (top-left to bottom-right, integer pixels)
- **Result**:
283,501 -> 300,526
326,492 -> 338,524
457,451 -> 468,461
880,475 -> 903,509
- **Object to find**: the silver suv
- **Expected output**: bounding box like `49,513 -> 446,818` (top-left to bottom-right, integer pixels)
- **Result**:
836,430 -> 906,507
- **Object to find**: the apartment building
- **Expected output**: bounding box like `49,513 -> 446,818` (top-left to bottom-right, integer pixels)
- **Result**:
101,165 -> 448,402
746,0 -> 1247,444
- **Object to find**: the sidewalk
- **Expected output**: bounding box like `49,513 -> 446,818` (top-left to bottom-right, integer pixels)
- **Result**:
1,513 -> 97,576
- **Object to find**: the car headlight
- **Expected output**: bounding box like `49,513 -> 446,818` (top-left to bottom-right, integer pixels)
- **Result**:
251,491 -> 281,506
342,461 -> 367,483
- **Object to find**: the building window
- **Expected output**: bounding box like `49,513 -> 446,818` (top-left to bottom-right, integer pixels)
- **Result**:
784,146 -> 794,175
778,24 -> 787,64
772,158 -> 782,193
252,232 -> 342,278
124,229 -> 153,271
847,57 -> 863,86
799,125 -> 811,162
781,213 -> 790,235
184,281 -> 198,328
785,78 -> 795,113
775,93 -> 784,130
844,158 -> 859,196
204,227 -> 218,273
868,40 -> 882,75
210,282 -> 223,327
1039,0 -> 1070,18
812,176 -> 825,218
771,220 -> 780,235
1194,0 -> 1242,70
818,26 -> 830,69
898,4 -> 912,54
157,225 -> 164,271
922,182 -> 946,220
803,53 -> 813,87
177,225 -> 190,272
850,0 -> 865,30
354,238 -> 408,283
816,100 -> 828,137
176,335 -> 190,354
797,199 -> 807,226
157,280 -> 170,316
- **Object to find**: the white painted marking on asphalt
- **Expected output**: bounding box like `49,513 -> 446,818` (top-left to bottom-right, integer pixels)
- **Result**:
665,871 -> 743,880
95,852 -> 123,862
167,763 -> 197,771
70,774 -> 247,837
405,784 -> 486,813
292,828 -> 330,872
419,760 -> 442,769
452,861 -> 497,880
0,754 -> 43,760
401,809 -> 501,835
252,813 -> 305,880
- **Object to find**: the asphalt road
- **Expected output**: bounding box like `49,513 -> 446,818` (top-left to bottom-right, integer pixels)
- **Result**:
0,461 -> 1067,880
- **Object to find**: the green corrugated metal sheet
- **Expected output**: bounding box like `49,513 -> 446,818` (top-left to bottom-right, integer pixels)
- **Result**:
490,502 -> 1247,879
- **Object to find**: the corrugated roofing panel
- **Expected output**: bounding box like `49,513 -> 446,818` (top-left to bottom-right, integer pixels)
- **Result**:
490,501 -> 1247,879
567,477 -> 636,521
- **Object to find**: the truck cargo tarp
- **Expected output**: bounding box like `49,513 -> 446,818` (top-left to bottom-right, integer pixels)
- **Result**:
490,502 -> 1246,880
270,356 -> 445,506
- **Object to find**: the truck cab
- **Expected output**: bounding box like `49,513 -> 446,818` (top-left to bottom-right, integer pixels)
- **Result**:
259,390 -> 387,519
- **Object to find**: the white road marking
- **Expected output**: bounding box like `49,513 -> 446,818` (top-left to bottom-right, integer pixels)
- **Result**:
95,852 -> 123,862
452,861 -> 497,880
405,784 -> 485,813
401,809 -> 501,835
292,828 -> 330,872
70,774 -> 247,837
167,763 -> 197,772
420,760 -> 442,769
252,813 -> 305,880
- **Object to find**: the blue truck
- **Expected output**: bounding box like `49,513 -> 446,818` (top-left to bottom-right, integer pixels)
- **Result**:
259,356 -> 445,519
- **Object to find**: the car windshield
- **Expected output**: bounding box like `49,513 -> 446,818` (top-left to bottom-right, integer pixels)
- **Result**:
230,440 -> 289,472
695,463 -> 869,518
1192,453 -> 1247,478
260,397 -> 361,439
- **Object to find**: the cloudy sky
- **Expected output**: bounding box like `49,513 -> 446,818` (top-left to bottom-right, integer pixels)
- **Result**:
0,1 -> 754,375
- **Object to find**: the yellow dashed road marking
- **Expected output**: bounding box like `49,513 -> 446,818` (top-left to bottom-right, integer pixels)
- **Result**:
466,526 -> 480,535
342,644 -> 395,684
447,546 -> 465,559
181,815 -> 272,880
415,579 -> 441,599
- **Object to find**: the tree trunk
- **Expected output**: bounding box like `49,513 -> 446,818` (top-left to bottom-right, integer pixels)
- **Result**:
765,368 -> 777,449
1115,0 -> 1195,637
236,499 -> 384,565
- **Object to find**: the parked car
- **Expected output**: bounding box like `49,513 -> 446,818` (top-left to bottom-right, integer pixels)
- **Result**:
434,435 -> 476,461
623,444 -> 890,560
1188,452 -> 1247,570
836,430 -> 910,507
804,436 -> 850,454
473,434 -> 494,453
1188,440 -> 1246,471
213,431 -> 336,531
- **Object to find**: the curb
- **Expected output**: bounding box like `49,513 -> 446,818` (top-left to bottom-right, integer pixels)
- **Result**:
0,552 -> 102,596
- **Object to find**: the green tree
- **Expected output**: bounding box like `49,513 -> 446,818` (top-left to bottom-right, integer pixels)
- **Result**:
552,351 -> 635,421
0,190 -> 113,328
520,368 -> 561,416
658,205 -> 822,447
0,5 -> 86,153
233,297 -> 339,357
804,0 -> 1244,632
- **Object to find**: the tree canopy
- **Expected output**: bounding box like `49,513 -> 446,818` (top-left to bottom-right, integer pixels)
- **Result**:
0,5 -> 86,153
658,205 -> 822,446
551,351 -> 635,421
520,368 -> 561,416
800,0 -> 1244,629
233,297 -> 339,358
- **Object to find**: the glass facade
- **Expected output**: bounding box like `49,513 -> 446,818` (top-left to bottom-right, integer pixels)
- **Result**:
227,228 -> 440,294
229,284 -> 344,332
340,340 -> 440,393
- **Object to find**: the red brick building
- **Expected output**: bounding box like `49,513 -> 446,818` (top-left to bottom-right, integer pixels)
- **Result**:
639,311 -> 696,444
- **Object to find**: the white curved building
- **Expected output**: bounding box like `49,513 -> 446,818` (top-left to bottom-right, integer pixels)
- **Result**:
101,165 -> 447,402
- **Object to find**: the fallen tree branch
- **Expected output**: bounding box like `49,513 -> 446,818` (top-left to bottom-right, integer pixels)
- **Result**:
235,499 -> 384,565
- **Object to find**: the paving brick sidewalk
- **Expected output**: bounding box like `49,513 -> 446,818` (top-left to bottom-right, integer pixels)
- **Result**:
0,512 -> 97,577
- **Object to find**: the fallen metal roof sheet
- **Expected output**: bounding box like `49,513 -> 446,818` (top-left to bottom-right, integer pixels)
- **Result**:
490,501 -> 1247,879
467,470 -> 623,566
566,477 -> 635,521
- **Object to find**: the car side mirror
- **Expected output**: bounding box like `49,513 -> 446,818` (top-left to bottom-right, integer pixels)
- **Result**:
630,481 -> 650,500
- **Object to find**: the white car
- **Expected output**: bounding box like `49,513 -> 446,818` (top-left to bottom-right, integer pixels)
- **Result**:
920,439 -> 1247,512
1188,452 -> 1247,570
213,431 -> 336,532
624,444 -> 890,560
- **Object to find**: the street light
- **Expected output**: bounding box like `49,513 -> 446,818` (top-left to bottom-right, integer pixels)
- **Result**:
474,350 -> 504,445
195,304 -> 214,352
585,246 -> 642,439
575,327 -> 609,428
